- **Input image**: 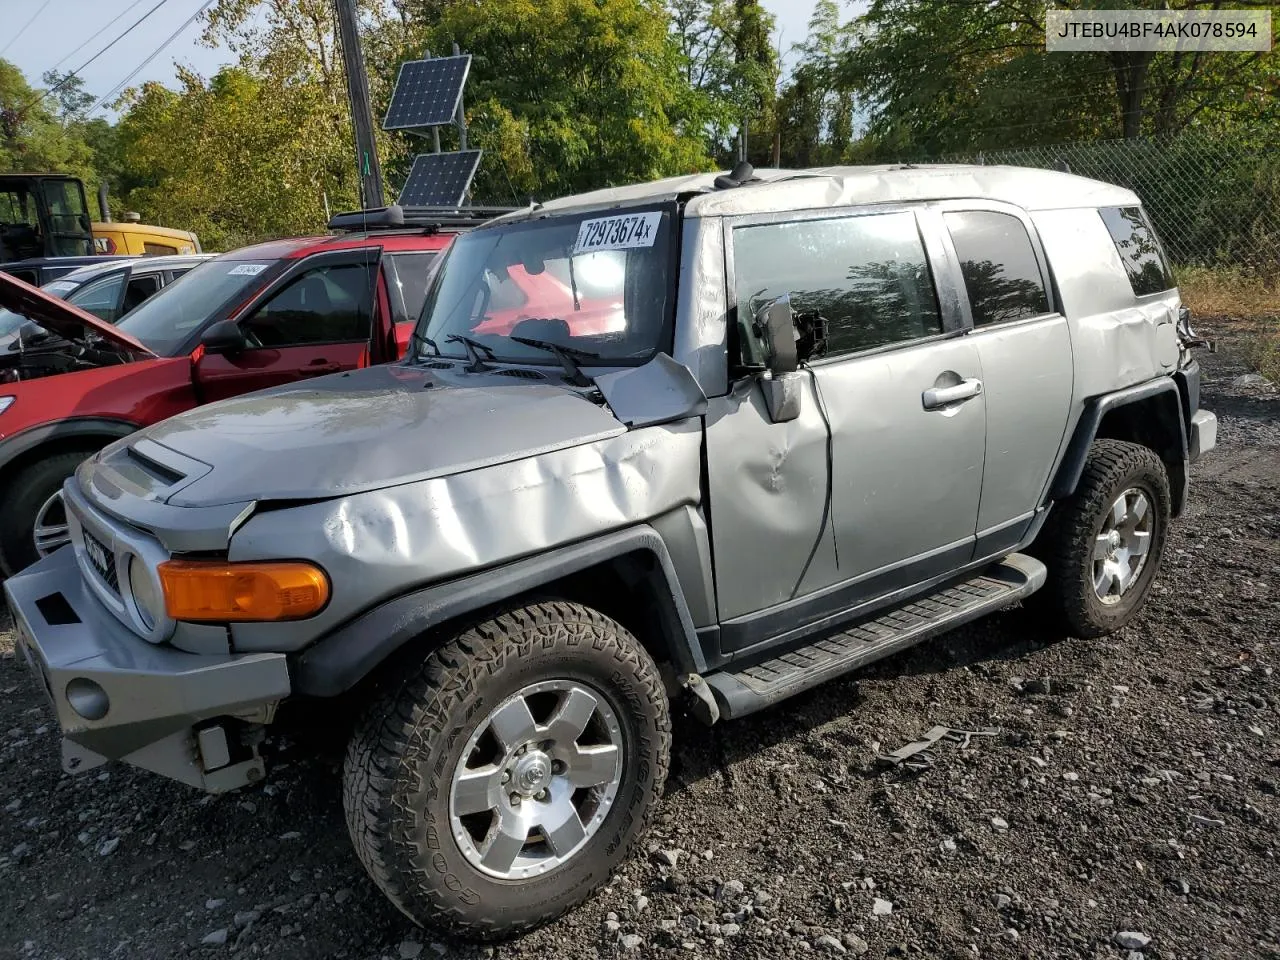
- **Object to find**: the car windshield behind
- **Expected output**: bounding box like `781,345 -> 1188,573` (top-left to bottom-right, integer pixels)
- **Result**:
417,206 -> 674,365
117,258 -> 279,355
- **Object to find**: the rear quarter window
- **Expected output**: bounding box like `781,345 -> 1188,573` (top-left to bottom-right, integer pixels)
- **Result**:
943,210 -> 1050,326
386,252 -> 438,321
1099,207 -> 1175,296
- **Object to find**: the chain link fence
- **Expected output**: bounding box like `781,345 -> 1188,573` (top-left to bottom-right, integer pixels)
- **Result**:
944,133 -> 1280,273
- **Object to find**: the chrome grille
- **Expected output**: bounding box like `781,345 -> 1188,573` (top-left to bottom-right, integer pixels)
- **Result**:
80,528 -> 119,596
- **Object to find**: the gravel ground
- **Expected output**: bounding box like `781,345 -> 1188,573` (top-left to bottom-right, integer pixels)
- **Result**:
1,321 -> 1277,960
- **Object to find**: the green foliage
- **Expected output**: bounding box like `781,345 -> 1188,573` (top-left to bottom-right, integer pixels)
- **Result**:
4,0 -> 1274,257
0,59 -> 97,183
403,0 -> 712,204
775,0 -> 855,167
842,0 -> 1279,159
114,65 -> 357,250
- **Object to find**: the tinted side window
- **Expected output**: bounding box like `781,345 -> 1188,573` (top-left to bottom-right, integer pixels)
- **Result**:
244,263 -> 372,347
387,252 -> 438,321
69,273 -> 126,322
1099,206 -> 1175,296
123,274 -> 161,314
733,211 -> 942,362
944,211 -> 1049,326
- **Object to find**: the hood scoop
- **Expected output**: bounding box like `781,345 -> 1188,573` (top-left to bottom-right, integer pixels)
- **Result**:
89,438 -> 212,506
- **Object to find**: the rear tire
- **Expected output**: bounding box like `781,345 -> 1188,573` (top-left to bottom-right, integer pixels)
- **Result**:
1032,439 -> 1170,638
342,601 -> 670,940
0,451 -> 94,576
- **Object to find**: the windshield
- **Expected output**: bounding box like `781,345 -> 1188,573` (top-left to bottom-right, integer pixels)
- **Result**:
116,258 -> 280,355
417,206 -> 675,366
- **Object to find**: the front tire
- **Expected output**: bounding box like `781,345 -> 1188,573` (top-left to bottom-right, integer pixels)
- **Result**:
342,601 -> 670,940
1034,439 -> 1171,638
0,451 -> 94,576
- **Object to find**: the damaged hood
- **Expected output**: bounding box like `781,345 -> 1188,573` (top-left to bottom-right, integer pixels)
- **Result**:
136,363 -> 630,505
0,270 -> 155,356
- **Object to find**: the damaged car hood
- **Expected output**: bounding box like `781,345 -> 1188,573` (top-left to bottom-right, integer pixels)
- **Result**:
136,363 -> 630,505
0,270 -> 155,356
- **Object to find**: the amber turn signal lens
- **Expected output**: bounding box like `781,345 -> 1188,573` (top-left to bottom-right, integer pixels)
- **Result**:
157,560 -> 330,622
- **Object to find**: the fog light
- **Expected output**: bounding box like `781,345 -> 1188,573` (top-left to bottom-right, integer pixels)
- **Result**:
65,677 -> 109,721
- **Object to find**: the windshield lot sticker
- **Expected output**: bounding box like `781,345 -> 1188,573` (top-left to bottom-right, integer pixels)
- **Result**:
573,212 -> 662,254
228,263 -> 269,276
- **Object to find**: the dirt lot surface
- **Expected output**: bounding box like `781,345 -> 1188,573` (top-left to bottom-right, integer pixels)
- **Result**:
2,321 -> 1277,960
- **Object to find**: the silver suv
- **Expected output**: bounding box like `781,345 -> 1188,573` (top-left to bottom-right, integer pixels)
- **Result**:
4,164 -> 1216,938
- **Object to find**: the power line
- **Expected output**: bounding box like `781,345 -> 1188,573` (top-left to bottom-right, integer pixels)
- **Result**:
12,0 -> 170,120
63,0 -> 172,85
86,0 -> 218,116
0,0 -> 53,57
46,0 -> 150,74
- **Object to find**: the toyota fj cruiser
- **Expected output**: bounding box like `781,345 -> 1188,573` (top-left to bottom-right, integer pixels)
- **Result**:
4,164 -> 1216,939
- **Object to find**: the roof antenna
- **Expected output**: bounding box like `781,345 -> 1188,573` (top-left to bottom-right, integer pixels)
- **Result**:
1057,158 -> 1072,173
714,161 -> 755,190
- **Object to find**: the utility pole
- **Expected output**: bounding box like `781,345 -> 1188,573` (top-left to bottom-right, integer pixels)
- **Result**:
334,0 -> 384,209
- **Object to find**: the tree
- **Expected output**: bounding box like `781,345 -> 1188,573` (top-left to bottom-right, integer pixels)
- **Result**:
775,0 -> 856,166
727,0 -> 777,163
400,0 -> 712,204
114,65 -> 358,249
0,59 -> 97,180
40,71 -> 95,121
841,0 -> 1278,158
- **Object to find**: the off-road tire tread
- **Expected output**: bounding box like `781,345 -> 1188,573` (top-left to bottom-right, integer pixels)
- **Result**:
1035,439 -> 1170,638
342,600 -> 671,940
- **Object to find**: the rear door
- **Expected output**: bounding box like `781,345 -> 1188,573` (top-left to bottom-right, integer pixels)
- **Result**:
195,250 -> 380,403
937,202 -> 1073,555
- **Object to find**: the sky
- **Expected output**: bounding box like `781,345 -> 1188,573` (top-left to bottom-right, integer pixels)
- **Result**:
2,0 -> 820,117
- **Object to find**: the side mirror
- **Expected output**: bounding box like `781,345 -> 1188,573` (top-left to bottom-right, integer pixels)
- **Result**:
752,296 -> 803,424
753,295 -> 798,375
200,319 -> 246,354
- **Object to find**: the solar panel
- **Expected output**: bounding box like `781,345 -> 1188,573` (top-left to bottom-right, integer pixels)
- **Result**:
398,150 -> 484,206
383,56 -> 471,130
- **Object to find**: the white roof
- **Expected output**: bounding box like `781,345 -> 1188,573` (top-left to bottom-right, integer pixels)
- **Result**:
512,165 -> 1139,221
54,254 -> 213,283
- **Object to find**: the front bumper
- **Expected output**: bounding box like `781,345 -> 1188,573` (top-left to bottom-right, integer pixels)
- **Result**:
3,546 -> 290,792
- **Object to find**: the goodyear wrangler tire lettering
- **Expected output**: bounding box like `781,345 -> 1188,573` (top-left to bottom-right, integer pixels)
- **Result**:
341,600 -> 670,940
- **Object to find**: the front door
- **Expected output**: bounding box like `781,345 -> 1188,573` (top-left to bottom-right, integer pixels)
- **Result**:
196,251 -> 380,403
707,207 -> 987,653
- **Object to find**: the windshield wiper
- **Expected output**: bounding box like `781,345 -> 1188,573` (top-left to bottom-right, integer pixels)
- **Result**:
410,329 -> 439,358
508,334 -> 600,387
446,333 -> 496,372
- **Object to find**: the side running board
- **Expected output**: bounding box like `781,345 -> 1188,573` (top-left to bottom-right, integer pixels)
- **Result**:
705,553 -> 1046,720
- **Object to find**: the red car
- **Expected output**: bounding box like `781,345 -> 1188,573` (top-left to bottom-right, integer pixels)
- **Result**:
0,229 -> 451,575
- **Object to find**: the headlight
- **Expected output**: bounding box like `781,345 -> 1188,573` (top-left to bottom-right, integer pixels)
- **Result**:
129,555 -> 162,630
0,396 -> 14,416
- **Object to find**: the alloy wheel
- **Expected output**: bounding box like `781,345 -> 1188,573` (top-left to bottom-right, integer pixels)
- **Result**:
33,490 -> 71,558
1092,486 -> 1153,603
449,679 -> 623,880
